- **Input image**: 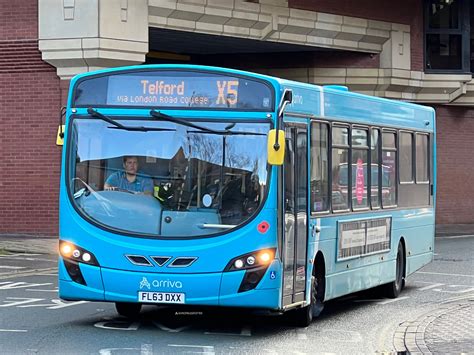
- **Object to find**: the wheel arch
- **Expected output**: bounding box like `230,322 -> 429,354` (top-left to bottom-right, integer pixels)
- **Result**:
313,250 -> 326,302
398,236 -> 407,279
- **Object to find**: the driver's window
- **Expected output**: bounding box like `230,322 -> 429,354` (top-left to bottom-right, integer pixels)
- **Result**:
74,159 -> 105,192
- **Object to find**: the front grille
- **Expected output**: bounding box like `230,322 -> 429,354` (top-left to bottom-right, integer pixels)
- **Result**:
168,257 -> 198,268
125,255 -> 153,266
151,256 -> 171,266
124,255 -> 198,268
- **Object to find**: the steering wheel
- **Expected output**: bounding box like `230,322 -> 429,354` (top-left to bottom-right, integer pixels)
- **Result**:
105,186 -> 136,194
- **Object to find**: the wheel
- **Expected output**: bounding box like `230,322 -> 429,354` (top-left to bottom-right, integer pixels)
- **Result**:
384,242 -> 405,298
115,302 -> 142,319
291,275 -> 325,327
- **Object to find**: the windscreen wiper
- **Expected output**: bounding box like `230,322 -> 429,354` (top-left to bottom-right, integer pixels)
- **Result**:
150,109 -> 223,134
87,108 -> 175,132
150,110 -> 265,136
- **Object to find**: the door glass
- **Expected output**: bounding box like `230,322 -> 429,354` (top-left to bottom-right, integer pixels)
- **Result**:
283,131 -> 295,297
295,130 -> 307,293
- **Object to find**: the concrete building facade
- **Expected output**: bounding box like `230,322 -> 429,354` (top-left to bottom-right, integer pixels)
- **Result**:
0,0 -> 473,235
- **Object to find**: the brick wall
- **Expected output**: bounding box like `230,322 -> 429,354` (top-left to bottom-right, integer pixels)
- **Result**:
435,106 -> 474,224
290,0 -> 424,71
0,0 -> 62,235
0,1 -> 38,40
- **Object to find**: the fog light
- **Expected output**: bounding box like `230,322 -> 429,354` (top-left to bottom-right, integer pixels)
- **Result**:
82,253 -> 91,262
234,259 -> 244,269
246,256 -> 256,265
72,249 -> 81,258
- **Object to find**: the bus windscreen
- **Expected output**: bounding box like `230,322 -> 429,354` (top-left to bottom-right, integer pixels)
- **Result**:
73,70 -> 274,111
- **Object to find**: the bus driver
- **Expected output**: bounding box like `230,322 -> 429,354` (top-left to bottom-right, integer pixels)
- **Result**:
104,156 -> 153,194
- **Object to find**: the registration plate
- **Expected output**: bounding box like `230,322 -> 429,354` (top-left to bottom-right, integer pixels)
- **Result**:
138,291 -> 185,304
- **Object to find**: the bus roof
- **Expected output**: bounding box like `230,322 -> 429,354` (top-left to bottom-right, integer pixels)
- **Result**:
276,78 -> 435,132
70,64 -> 435,131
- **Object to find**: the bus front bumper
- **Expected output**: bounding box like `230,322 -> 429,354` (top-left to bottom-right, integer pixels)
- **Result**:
58,257 -> 281,310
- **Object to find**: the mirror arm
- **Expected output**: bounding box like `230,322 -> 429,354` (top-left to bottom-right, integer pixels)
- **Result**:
59,106 -> 66,138
274,89 -> 292,150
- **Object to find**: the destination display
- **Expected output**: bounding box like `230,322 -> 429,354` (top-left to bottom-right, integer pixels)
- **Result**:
73,71 -> 274,111
337,217 -> 391,261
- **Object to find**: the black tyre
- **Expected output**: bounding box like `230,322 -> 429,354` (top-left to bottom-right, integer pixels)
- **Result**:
384,242 -> 405,298
292,275 -> 324,327
115,302 -> 142,319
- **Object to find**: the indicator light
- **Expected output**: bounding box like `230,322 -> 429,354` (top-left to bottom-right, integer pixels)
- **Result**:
72,249 -> 81,258
61,244 -> 72,256
259,251 -> 272,264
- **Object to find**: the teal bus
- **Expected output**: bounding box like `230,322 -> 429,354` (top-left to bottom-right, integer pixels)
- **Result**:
58,65 -> 435,326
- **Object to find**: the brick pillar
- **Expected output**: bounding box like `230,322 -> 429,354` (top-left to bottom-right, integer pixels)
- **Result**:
0,0 -> 62,235
435,106 -> 474,224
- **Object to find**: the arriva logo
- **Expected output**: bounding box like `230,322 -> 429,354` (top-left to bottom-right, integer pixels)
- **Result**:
152,279 -> 183,289
139,277 -> 151,290
139,277 -> 183,289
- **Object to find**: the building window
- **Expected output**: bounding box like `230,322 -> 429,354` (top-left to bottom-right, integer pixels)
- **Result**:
471,3 -> 474,72
424,0 -> 471,72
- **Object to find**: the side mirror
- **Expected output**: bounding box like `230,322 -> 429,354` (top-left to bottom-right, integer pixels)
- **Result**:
56,125 -> 65,146
267,129 -> 285,165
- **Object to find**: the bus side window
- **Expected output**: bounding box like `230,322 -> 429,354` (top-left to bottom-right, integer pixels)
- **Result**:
310,122 -> 329,212
381,131 -> 397,207
416,134 -> 429,183
371,129 -> 381,208
351,128 -> 369,210
331,126 -> 350,211
399,132 -> 414,183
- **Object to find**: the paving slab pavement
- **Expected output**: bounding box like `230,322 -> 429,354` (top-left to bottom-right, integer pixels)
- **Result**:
0,235 -> 57,255
393,297 -> 474,354
436,224 -> 474,237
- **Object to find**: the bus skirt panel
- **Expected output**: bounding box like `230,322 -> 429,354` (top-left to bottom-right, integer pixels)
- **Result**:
59,257 -> 105,301
59,259 -> 281,309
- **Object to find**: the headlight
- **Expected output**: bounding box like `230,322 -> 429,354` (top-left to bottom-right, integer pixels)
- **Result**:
224,249 -> 276,272
59,241 -> 99,266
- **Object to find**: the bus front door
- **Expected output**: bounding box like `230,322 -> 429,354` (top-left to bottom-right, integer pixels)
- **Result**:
282,125 -> 308,307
